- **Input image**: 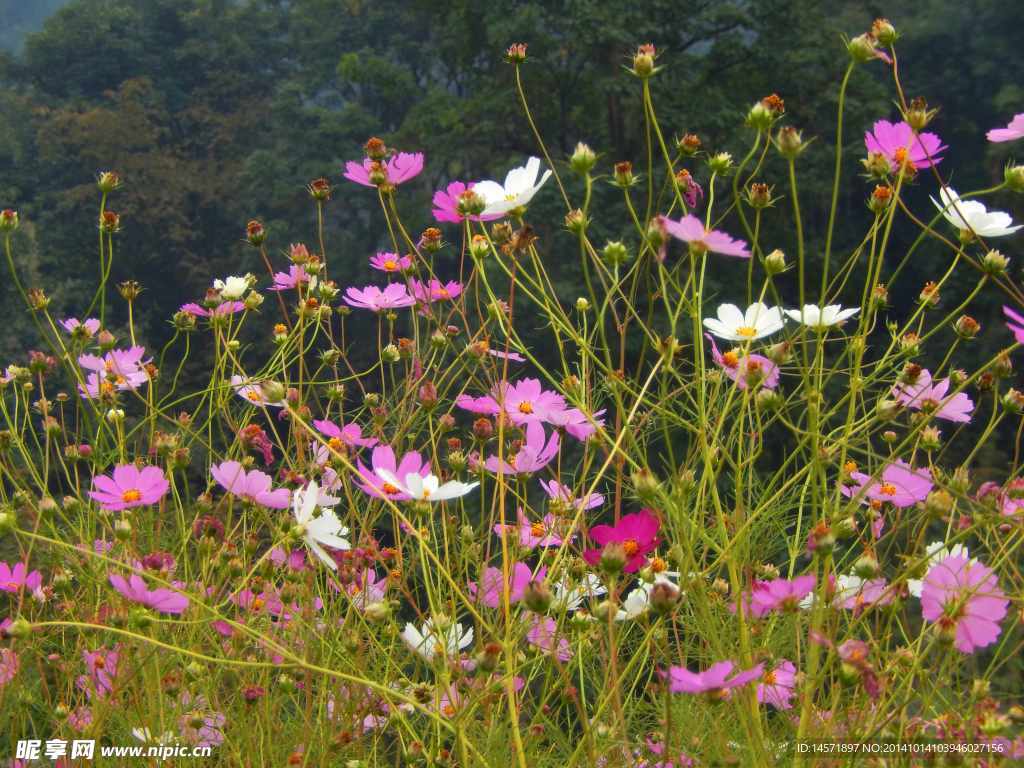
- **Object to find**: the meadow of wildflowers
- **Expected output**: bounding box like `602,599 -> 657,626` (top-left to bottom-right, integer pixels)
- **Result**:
2,18 -> 1024,767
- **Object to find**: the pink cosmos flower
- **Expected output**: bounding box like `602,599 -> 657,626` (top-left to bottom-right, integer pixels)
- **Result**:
1004,306 -> 1024,344
270,547 -> 307,571
369,252 -> 412,273
988,114 -> 1024,143
539,479 -> 603,510
313,418 -> 378,449
469,562 -> 546,608
864,120 -> 946,172
432,181 -> 503,223
706,334 -> 780,390
892,369 -> 974,423
494,509 -> 574,549
835,575 -> 895,612
920,555 -> 1008,653
78,346 -> 150,398
742,575 -> 816,618
344,152 -> 424,188
343,283 -> 416,312
89,464 -> 170,511
344,569 -> 388,611
178,692 -> 226,748
488,348 -> 526,362
210,460 -> 291,509
583,509 -> 660,573
78,647 -> 119,699
268,265 -> 309,291
109,573 -> 189,614
411,278 -> 462,303
355,445 -> 431,500
230,375 -> 286,407
842,460 -> 933,508
665,660 -> 764,696
0,561 -> 42,594
659,214 -> 751,258
757,660 -> 797,710
498,378 -> 567,425
526,615 -> 571,662
61,317 -> 100,337
179,301 -> 245,317
483,421 -> 560,475
0,648 -> 17,688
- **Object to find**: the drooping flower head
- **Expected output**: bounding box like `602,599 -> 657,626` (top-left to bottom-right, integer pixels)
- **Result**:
864,119 -> 946,172
89,464 -> 170,511
583,509 -> 660,573
659,214 -> 751,258
230,375 -> 287,407
210,461 -> 291,509
920,555 -> 1008,653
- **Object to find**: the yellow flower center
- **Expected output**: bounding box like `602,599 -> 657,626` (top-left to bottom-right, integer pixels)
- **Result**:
252,597 -> 265,611
381,483 -> 400,495
327,437 -> 344,452
721,350 -> 739,368
121,489 -> 142,503
383,259 -> 398,271
530,521 -> 546,537
735,326 -> 757,338
518,401 -> 534,415
763,670 -> 776,685
246,390 -> 263,402
437,288 -> 449,298
623,539 -> 639,557
880,483 -> 897,496
650,556 -> 667,573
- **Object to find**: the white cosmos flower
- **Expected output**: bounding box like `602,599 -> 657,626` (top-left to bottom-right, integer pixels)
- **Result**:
475,157 -> 552,216
550,573 -> 607,612
374,469 -> 479,502
703,302 -> 785,341
907,541 -> 971,598
614,572 -> 681,621
291,480 -> 350,570
785,304 -> 860,328
931,187 -> 1022,238
132,728 -> 177,745
214,275 -> 252,300
401,617 -> 473,662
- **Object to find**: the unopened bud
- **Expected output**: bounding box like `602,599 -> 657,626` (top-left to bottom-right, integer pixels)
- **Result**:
982,249 -> 1010,276
570,142 -> 597,175
763,248 -> 787,275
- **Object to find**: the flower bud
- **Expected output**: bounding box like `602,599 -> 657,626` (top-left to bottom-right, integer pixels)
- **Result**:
419,227 -> 442,252
246,219 -> 266,246
505,43 -> 527,64
649,581 -> 681,615
763,248 -> 787,275
599,542 -> 628,576
5,618 -> 30,638
776,126 -> 805,159
575,297 -> 590,313
1004,164 -> 1024,193
871,18 -> 897,46
868,185 -> 892,213
678,133 -> 701,155
853,554 -> 880,579
707,152 -> 733,175
456,189 -> 486,218
847,33 -> 883,64
523,580 -> 552,613
0,209 -> 20,232
97,171 -> 122,193
114,518 -> 132,541
745,182 -> 773,209
613,161 -> 635,188
470,234 -> 490,260
982,249 -> 1010,276
925,489 -> 954,518
570,142 -> 597,175
307,177 -> 331,201
953,315 -> 979,340
99,210 -> 121,233
1003,388 -> 1024,415
0,510 -> 14,535
631,468 -> 661,502
381,344 -> 400,364
631,44 -> 657,78
920,426 -> 942,451
904,97 -> 938,132
106,408 -> 125,424
602,240 -> 630,267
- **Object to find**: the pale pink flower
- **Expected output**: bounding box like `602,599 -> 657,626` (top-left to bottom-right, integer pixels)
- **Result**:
921,555 -> 1008,653
659,214 -> 750,258
89,464 -> 170,511
369,252 -> 412,273
892,369 -> 974,422
210,460 -> 291,508
665,660 -> 763,696
988,114 -> 1024,143
343,284 -> 416,312
864,119 -> 946,171
344,152 -> 424,187
109,573 -> 189,614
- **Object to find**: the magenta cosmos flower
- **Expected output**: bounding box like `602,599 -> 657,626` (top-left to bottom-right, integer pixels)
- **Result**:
411,278 -> 462,303
864,119 -> 946,172
343,284 -> 416,312
665,660 -> 764,697
706,334 -> 780,390
369,252 -> 412,273
0,561 -> 42,594
1004,306 -> 1024,344
742,575 -> 816,618
210,461 -> 290,509
268,265 -> 309,291
109,573 -> 189,614
355,445 -> 431,500
659,214 -> 751,258
988,114 -> 1024,143
757,660 -> 797,710
583,509 -> 660,573
843,460 -> 933,508
90,464 -> 170,511
483,421 -> 560,475
431,181 -> 503,223
892,369 -> 974,423
921,555 -> 1008,653
78,646 -> 119,699
527,615 -> 571,662
344,152 -> 424,188
313,418 -> 378,449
